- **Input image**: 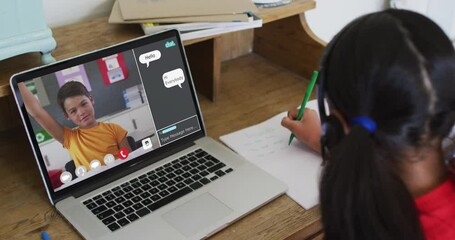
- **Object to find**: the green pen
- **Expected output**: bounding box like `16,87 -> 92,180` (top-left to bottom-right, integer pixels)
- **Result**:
288,70 -> 319,145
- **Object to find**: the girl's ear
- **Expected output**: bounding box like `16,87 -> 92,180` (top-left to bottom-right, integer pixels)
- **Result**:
64,112 -> 68,119
90,96 -> 95,105
331,110 -> 350,134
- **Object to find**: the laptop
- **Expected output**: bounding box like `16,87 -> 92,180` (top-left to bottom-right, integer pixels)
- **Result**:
10,29 -> 286,240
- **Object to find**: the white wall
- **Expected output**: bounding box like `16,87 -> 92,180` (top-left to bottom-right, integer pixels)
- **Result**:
306,0 -> 387,43
428,0 -> 455,41
43,0 -> 114,28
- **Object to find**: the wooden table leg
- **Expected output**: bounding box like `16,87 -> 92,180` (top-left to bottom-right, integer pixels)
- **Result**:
185,37 -> 221,102
254,13 -> 326,79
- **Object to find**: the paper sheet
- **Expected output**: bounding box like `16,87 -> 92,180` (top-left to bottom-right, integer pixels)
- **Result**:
220,100 -> 322,209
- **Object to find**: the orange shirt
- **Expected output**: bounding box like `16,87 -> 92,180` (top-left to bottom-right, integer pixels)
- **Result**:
63,122 -> 127,170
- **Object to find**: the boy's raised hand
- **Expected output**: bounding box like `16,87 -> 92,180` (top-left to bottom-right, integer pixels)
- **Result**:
18,82 -> 65,144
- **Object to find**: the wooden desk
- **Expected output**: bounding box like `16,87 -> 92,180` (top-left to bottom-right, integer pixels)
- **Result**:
0,1 -> 325,238
0,54 -> 323,239
0,0 -> 324,131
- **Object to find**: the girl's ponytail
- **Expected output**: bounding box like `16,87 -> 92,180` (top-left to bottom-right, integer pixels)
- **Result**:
320,126 -> 424,240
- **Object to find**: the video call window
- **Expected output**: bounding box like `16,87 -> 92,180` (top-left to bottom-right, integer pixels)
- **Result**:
20,37 -> 201,191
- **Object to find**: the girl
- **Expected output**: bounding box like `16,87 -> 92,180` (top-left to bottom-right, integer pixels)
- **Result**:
282,9 -> 455,240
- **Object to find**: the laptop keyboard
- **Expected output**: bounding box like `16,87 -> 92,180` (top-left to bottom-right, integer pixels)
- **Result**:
82,149 -> 234,232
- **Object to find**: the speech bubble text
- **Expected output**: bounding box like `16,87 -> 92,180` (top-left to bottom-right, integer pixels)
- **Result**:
163,68 -> 185,88
139,50 -> 161,67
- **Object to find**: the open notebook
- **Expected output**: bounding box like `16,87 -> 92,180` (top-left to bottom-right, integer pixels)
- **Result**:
220,100 -> 323,209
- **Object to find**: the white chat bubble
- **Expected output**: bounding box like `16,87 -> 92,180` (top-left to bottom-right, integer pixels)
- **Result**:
163,68 -> 185,88
139,50 -> 161,67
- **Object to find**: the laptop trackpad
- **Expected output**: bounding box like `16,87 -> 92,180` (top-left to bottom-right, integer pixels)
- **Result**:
162,193 -> 233,237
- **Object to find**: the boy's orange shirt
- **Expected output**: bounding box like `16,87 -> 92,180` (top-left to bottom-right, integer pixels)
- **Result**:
63,122 -> 128,170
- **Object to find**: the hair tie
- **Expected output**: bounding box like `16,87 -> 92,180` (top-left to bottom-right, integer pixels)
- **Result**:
351,116 -> 377,133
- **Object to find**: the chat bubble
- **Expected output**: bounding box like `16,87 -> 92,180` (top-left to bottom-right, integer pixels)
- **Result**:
163,68 -> 185,88
139,50 -> 161,67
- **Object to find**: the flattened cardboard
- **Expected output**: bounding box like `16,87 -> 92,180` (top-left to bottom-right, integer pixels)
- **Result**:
117,0 -> 257,20
109,1 -> 249,24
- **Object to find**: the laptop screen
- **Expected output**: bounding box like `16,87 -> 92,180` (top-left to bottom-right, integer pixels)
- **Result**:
11,30 -> 205,200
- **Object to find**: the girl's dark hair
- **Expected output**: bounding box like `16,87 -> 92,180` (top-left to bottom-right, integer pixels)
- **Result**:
319,9 -> 455,240
57,81 -> 90,112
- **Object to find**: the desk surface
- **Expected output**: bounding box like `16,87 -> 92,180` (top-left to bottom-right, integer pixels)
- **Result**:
0,54 -> 322,239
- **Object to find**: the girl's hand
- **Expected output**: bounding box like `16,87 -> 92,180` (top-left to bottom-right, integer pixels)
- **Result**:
281,108 -> 322,153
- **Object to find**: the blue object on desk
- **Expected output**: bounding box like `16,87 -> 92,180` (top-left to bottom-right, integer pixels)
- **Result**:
0,0 -> 56,64
41,231 -> 51,240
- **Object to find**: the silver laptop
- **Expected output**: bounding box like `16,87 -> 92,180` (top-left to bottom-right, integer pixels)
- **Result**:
10,30 -> 286,240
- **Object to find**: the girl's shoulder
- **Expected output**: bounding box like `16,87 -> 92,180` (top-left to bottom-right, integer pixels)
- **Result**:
415,171 -> 455,240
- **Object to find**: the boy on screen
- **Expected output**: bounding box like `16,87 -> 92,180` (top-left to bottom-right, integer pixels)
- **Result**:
19,81 -> 131,173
